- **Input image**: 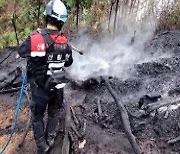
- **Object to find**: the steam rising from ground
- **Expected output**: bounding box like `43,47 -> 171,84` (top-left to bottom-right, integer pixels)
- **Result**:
69,0 -> 174,81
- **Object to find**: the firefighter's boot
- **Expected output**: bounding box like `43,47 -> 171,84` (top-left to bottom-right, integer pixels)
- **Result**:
33,120 -> 49,153
45,116 -> 58,147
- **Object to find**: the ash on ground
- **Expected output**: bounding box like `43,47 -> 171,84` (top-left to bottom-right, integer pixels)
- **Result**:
0,31 -> 180,154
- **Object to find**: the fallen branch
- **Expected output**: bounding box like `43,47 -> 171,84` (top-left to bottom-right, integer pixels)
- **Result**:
97,98 -> 102,117
81,119 -> 87,136
62,100 -> 71,154
102,77 -> 141,154
0,50 -> 14,65
70,122 -> 81,138
70,106 -> 80,128
145,97 -> 180,114
168,136 -> 180,144
0,78 -> 24,94
11,81 -> 23,88
0,87 -> 21,94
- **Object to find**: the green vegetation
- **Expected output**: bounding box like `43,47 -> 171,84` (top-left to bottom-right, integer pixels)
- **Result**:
0,0 -> 179,48
0,0 -> 46,48
157,1 -> 180,32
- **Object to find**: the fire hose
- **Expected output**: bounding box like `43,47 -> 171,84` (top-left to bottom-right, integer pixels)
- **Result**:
0,72 -> 27,154
71,45 -> 110,69
0,45 -> 108,153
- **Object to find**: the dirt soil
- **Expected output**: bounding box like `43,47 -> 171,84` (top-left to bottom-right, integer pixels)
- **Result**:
0,31 -> 180,154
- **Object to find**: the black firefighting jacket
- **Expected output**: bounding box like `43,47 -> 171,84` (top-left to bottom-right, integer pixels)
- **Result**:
18,28 -> 73,88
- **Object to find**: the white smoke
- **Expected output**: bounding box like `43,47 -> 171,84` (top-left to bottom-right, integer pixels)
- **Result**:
68,0 -> 174,81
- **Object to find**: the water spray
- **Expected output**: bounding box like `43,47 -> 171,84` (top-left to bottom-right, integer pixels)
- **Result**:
71,45 -> 110,69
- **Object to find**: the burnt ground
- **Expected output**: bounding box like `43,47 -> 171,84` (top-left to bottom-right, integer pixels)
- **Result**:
0,31 -> 180,154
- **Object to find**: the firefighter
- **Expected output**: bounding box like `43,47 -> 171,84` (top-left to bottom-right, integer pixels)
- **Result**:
18,0 -> 73,153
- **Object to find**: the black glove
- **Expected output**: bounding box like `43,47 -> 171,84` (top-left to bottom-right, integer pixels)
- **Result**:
53,71 -> 71,81
45,71 -> 71,90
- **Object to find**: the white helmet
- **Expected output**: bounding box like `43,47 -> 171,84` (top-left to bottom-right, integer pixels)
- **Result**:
44,0 -> 68,23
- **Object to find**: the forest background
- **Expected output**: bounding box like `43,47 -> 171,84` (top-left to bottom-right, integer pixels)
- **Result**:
0,0 -> 179,48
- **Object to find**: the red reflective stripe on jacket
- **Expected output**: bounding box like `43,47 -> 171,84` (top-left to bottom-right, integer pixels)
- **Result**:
49,34 -> 67,44
30,33 -> 46,57
30,32 -> 67,57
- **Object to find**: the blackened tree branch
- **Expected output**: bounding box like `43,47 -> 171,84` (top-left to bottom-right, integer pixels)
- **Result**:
145,97 -> 180,114
102,77 -> 141,154
168,136 -> 180,144
0,50 -> 15,65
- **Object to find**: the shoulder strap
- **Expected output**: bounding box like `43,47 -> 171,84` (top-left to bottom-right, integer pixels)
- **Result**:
40,30 -> 54,48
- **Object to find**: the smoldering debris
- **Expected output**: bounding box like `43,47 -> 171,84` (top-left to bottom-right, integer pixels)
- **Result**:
69,16 -> 175,82
0,31 -> 180,154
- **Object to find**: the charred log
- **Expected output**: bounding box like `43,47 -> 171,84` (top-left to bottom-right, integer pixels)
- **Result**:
102,77 -> 141,154
168,136 -> 180,144
0,87 -> 21,94
144,97 -> 180,114
138,94 -> 162,109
